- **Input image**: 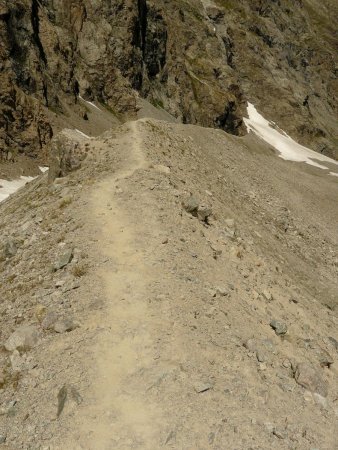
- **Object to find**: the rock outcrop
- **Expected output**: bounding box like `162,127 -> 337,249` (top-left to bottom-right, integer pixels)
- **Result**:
0,0 -> 337,161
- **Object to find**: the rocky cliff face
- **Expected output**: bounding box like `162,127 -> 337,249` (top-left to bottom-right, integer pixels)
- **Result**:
0,0 -> 337,163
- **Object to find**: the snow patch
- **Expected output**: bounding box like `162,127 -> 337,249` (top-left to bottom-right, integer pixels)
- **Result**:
0,177 -> 35,203
79,95 -> 101,112
244,103 -> 338,175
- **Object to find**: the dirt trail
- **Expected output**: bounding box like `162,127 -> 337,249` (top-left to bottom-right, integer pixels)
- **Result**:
60,121 -> 165,449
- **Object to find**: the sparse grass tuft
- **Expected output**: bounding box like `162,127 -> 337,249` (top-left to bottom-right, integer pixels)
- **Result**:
59,196 -> 72,209
71,263 -> 88,278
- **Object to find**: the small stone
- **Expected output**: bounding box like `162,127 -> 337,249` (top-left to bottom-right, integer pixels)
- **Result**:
313,393 -> 328,409
244,338 -> 257,352
55,280 -> 66,288
258,362 -> 267,371
313,346 -> 333,368
0,435 -> 6,444
262,290 -> 273,302
264,422 -> 274,433
256,350 -> 268,363
215,286 -> 228,296
162,238 -> 169,244
197,205 -> 212,223
57,384 -> 82,418
53,318 -> 77,334
282,359 -> 292,369
0,238 -> 17,259
10,350 -> 25,372
54,248 -> 73,271
57,386 -> 68,418
270,319 -> 287,336
41,311 -> 58,330
4,325 -> 39,352
273,427 -> 287,439
328,336 -> 338,352
225,219 -> 235,229
193,381 -> 213,393
294,363 -> 328,397
182,196 -> 199,214
154,164 -> 170,174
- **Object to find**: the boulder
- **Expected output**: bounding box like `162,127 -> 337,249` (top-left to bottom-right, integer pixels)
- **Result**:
48,132 -> 82,183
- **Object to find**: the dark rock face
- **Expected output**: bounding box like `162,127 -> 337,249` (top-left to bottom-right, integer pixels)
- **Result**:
0,0 -> 337,160
212,0 -> 338,158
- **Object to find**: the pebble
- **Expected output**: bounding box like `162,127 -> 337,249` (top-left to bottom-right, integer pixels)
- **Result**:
54,248 -> 73,271
194,381 -> 213,393
270,319 -> 288,336
53,318 -> 78,334
0,435 -> 6,444
3,238 -> 18,258
197,205 -> 212,223
41,311 -> 59,330
273,427 -> 287,439
262,290 -> 273,302
182,196 -> 199,214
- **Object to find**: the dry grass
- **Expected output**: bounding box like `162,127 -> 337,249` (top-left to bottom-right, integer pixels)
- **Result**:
71,263 -> 88,278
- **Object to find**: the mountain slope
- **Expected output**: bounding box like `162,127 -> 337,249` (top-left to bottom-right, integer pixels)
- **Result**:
0,0 -> 337,172
0,117 -> 337,448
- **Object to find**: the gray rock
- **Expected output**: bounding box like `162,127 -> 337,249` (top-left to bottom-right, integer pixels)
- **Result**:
0,238 -> 17,260
154,164 -> 170,174
215,286 -> 228,297
197,205 -> 212,223
0,435 -> 6,444
262,290 -> 273,302
4,325 -> 39,352
294,362 -> 328,397
270,319 -> 287,336
225,218 -> 235,229
313,393 -> 328,409
313,346 -> 333,368
182,196 -> 199,214
328,336 -> 338,352
223,218 -> 236,238
54,248 -> 73,271
273,427 -> 287,439
53,318 -> 77,334
10,350 -> 25,372
57,384 -> 82,418
264,422 -> 274,433
48,132 -> 82,183
41,311 -> 59,330
244,338 -> 276,363
194,381 -> 213,393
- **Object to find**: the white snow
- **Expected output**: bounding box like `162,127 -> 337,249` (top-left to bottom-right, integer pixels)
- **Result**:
0,176 -> 35,203
79,95 -> 101,111
244,103 -> 338,175
75,129 -> 90,139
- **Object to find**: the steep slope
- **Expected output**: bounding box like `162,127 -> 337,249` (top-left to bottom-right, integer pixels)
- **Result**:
1,0 -> 337,170
0,118 -> 337,449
